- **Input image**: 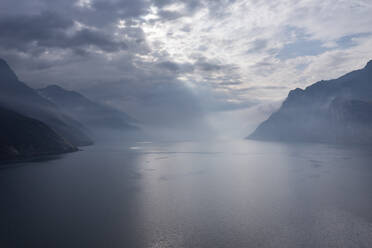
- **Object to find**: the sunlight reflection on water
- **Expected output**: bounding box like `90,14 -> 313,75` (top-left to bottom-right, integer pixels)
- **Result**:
1,140 -> 372,247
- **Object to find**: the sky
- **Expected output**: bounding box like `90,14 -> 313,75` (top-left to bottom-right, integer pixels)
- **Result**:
1,0 -> 372,138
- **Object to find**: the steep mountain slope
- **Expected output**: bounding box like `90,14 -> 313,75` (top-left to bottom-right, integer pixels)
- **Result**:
38,85 -> 137,131
0,59 -> 92,146
0,106 -> 77,162
248,61 -> 372,144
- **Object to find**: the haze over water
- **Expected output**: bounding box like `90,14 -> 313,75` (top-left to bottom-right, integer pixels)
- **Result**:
1,140 -> 372,248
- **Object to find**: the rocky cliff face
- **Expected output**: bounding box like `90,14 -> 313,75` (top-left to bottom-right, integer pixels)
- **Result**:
0,106 -> 77,162
248,61 -> 372,145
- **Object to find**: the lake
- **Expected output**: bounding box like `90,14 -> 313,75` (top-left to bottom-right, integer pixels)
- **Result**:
1,140 -> 372,248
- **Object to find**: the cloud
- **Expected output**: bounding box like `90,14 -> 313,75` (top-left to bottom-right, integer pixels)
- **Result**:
81,75 -> 207,129
246,39 -> 269,54
92,0 -> 149,18
336,32 -> 372,49
0,12 -> 129,55
0,0 -> 372,133
157,61 -> 180,72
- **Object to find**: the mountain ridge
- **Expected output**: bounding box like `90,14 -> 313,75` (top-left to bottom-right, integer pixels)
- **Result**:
38,84 -> 138,131
0,105 -> 77,162
0,58 -> 93,147
248,60 -> 372,144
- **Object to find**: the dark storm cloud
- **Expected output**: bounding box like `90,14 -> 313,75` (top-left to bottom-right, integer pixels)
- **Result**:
157,10 -> 184,21
153,0 -> 201,11
157,61 -> 180,72
0,12 -> 72,50
0,12 -> 127,55
92,0 -> 149,18
152,0 -> 238,19
0,0 -> 263,132
195,60 -> 222,71
0,0 -> 241,58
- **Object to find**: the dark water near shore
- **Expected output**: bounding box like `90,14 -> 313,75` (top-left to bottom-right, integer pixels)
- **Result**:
1,140 -> 372,248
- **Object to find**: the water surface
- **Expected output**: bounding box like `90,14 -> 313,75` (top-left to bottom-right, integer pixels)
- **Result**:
1,140 -> 372,248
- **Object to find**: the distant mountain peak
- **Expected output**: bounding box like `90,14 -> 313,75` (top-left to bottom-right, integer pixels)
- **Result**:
45,84 -> 64,91
39,84 -> 138,130
0,58 -> 8,66
40,84 -> 85,99
0,58 -> 18,82
288,88 -> 304,96
365,60 -> 372,70
43,84 -> 73,93
248,60 -> 372,144
0,58 -> 93,147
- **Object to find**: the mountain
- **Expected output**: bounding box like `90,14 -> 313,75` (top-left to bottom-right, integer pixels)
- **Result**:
248,60 -> 372,144
0,59 -> 92,146
38,85 -> 137,131
0,106 -> 77,162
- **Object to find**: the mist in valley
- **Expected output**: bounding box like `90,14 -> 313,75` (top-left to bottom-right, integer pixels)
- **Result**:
1,0 -> 372,247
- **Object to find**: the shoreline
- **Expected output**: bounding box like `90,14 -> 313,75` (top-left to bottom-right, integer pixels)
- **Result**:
0,149 -> 81,168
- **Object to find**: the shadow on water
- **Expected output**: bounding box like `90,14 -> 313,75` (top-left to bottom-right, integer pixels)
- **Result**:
1,140 -> 372,248
0,155 -> 64,170
0,144 -> 146,248
0,154 -> 65,170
